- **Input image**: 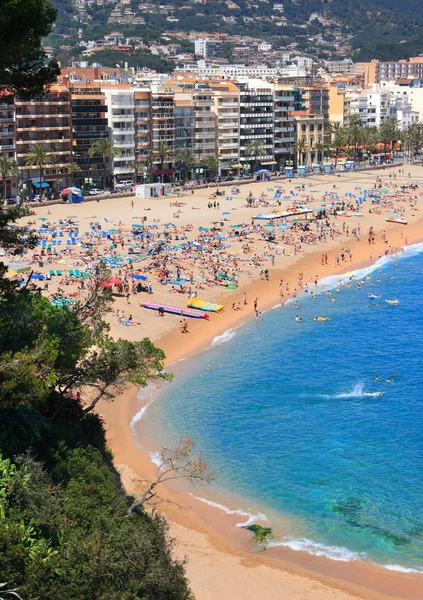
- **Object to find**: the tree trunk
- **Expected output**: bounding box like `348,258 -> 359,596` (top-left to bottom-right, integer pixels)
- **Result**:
83,389 -> 106,413
103,158 -> 107,190
2,174 -> 6,201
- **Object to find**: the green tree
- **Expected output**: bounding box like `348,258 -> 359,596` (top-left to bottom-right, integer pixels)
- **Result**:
344,114 -> 363,160
314,142 -> 324,163
245,140 -> 265,173
88,139 -> 121,190
361,125 -> 380,158
378,119 -> 399,159
65,163 -> 80,186
407,122 -> 423,156
24,144 -> 56,193
153,141 -> 173,177
176,148 -> 197,181
328,122 -> 346,166
0,0 -> 60,99
294,138 -> 308,166
0,156 -> 18,202
204,155 -> 220,180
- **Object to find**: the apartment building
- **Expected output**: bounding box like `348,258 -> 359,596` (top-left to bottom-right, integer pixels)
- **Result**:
102,85 -> 135,180
0,94 -> 17,199
194,39 -> 223,59
134,89 -> 152,177
292,111 -> 325,165
191,88 -> 217,162
349,91 -> 391,128
362,57 -> 423,86
16,84 -> 73,193
174,93 -> 194,153
68,85 -> 109,186
151,89 -> 175,180
236,80 -> 275,171
273,82 -> 299,167
210,82 -> 240,176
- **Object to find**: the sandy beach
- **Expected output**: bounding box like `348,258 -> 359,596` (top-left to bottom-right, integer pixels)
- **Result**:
15,165 -> 423,600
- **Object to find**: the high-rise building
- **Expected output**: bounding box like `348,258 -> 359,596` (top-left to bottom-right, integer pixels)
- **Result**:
191,88 -> 217,163
102,85 -> 136,180
194,39 -> 223,60
68,85 -> 109,187
0,94 -> 17,199
292,111 -> 325,165
151,89 -> 175,181
16,84 -> 73,193
134,89 -> 152,178
210,82 -> 240,176
273,82 -> 299,167
361,57 -> 423,86
236,80 -> 275,171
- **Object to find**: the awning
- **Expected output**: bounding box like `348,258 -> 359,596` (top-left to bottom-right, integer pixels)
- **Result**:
231,164 -> 243,169
32,181 -> 50,188
260,161 -> 277,166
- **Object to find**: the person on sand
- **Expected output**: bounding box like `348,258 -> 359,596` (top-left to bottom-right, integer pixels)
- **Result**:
243,292 -> 247,305
253,298 -> 258,312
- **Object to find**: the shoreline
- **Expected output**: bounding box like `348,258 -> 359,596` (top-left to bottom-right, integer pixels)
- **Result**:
99,216 -> 423,600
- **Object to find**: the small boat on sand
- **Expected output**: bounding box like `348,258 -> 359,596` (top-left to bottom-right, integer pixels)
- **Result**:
187,298 -> 224,312
139,301 -> 209,319
386,217 -> 407,225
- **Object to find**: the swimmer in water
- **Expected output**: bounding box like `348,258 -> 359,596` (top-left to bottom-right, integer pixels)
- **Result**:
386,378 -> 392,383
332,298 -> 336,302
393,373 -> 398,377
375,375 -> 379,381
207,365 -> 211,370
377,391 -> 384,397
325,291 -> 331,296
295,315 -> 303,322
294,301 -> 299,309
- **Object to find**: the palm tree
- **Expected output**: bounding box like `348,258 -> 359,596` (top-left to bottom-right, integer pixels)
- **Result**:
65,162 -> 80,186
130,161 -> 141,184
314,142 -> 325,163
407,122 -> 423,156
204,154 -> 220,180
294,138 -> 308,166
88,139 -> 121,190
361,126 -> 379,159
378,119 -> 399,159
24,144 -> 56,194
153,141 -> 173,179
245,140 -> 265,173
328,121 -> 345,166
0,155 -> 18,202
344,114 -> 363,160
176,148 -> 197,181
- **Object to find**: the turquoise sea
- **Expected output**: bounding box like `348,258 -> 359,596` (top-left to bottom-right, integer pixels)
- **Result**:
136,244 -> 423,573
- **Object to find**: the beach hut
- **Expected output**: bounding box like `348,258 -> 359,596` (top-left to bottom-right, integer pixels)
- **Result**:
255,169 -> 271,182
135,183 -> 170,199
284,166 -> 294,178
297,165 -> 307,178
346,160 -> 355,172
312,163 -> 322,174
323,163 -> 334,175
337,160 -> 347,172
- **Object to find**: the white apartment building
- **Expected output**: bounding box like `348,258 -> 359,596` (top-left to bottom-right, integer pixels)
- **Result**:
348,91 -> 390,127
191,88 -> 217,161
273,82 -> 297,166
194,39 -> 223,59
376,81 -> 423,122
211,82 -> 240,175
103,86 -> 135,178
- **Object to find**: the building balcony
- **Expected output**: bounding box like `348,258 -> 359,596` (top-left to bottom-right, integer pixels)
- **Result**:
275,95 -> 295,102
73,131 -> 109,140
15,99 -> 70,106
218,112 -> 239,120
0,117 -> 14,123
193,99 -> 214,107
274,126 -> 295,133
73,118 -> 108,126
111,101 -> 134,109
0,143 -> 15,150
111,113 -> 134,120
72,104 -> 108,113
220,142 -> 238,149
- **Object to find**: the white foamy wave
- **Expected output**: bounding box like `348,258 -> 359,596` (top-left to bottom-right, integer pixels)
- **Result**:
402,240 -> 423,258
188,493 -> 268,527
130,384 -> 158,427
322,383 -> 382,400
382,563 -> 423,574
212,328 -> 237,347
149,451 -> 162,467
317,255 -> 392,291
268,538 -> 366,562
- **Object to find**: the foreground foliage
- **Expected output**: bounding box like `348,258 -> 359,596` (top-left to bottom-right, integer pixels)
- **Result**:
0,208 -> 193,599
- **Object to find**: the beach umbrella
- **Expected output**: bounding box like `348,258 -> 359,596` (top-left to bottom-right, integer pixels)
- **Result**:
131,274 -> 148,280
105,277 -> 123,285
222,211 -> 231,215
132,224 -> 143,229
66,216 -> 78,219
198,227 -> 209,231
38,217 -> 48,221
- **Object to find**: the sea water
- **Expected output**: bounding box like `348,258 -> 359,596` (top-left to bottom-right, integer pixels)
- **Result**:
138,244 -> 423,572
